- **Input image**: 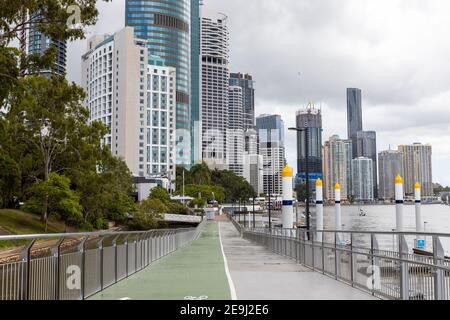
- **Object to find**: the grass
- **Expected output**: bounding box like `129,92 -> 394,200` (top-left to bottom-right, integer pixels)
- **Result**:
0,209 -> 67,249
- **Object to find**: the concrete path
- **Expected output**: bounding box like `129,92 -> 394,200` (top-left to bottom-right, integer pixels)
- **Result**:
90,222 -> 232,300
219,221 -> 377,300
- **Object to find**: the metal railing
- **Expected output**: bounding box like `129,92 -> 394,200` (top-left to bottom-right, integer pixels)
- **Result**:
230,215 -> 450,300
0,219 -> 205,300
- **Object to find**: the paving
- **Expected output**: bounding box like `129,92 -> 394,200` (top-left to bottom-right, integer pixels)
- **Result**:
219,221 -> 378,300
90,222 -> 231,300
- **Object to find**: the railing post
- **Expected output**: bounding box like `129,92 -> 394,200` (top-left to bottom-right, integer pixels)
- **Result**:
350,233 -> 356,287
112,235 -> 119,283
334,232 -> 338,279
51,238 -> 64,300
399,234 -> 409,300
79,237 -> 88,300
20,239 -> 36,300
433,235 -> 445,300
370,233 -> 380,296
124,235 -> 129,277
98,236 -> 105,292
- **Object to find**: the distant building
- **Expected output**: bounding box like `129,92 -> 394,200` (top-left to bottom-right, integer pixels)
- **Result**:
244,129 -> 259,155
323,135 -> 353,201
28,12 -> 67,76
243,154 -> 264,195
256,114 -> 286,196
398,143 -> 433,197
227,86 -> 244,176
356,131 -> 378,198
295,105 -> 323,189
201,17 -> 230,170
81,27 -> 177,184
378,150 -> 404,200
352,157 -> 374,202
230,73 -> 255,130
347,88 -> 363,159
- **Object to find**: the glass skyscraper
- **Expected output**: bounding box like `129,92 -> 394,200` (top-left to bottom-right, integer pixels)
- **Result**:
190,0 -> 201,164
347,88 -> 363,159
230,73 -> 255,130
125,0 -> 195,166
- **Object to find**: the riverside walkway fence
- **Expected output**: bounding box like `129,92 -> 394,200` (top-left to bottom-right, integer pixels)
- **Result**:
230,215 -> 450,300
0,220 -> 205,300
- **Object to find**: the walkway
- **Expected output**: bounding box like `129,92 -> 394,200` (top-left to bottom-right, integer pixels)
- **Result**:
219,221 -> 377,300
90,222 -> 231,300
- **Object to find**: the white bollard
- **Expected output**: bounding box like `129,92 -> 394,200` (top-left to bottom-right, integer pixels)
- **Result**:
316,178 -> 324,242
334,182 -> 342,231
415,182 -> 424,249
395,175 -> 404,232
281,164 -> 294,229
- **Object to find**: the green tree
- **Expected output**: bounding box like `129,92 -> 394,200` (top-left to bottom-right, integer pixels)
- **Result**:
23,173 -> 82,231
149,186 -> 170,204
295,183 -> 307,202
129,198 -> 166,231
190,162 -> 211,185
211,170 -> 256,202
0,150 -> 21,208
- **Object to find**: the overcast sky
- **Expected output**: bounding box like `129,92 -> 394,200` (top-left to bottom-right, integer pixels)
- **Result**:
67,0 -> 450,186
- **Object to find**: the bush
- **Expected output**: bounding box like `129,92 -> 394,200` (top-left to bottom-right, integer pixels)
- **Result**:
128,198 -> 166,231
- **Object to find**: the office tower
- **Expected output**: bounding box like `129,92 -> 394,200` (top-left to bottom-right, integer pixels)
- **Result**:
28,12 -> 67,76
244,129 -> 259,155
378,150 -> 404,200
200,16 -> 230,170
352,157 -> 374,202
82,27 -> 177,183
125,0 -> 193,166
243,154 -> 264,195
398,143 -> 433,197
191,0 -> 201,164
295,104 -> 323,188
227,86 -> 244,176
323,135 -> 353,201
347,88 -> 362,159
230,73 -> 255,130
256,114 -> 286,196
356,131 -> 378,198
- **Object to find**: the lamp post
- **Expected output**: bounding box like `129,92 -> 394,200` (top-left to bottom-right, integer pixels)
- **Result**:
288,127 -> 311,233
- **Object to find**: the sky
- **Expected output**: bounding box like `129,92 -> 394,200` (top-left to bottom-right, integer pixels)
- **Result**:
67,0 -> 450,186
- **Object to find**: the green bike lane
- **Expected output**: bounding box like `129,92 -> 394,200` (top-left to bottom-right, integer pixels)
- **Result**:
90,222 -> 233,300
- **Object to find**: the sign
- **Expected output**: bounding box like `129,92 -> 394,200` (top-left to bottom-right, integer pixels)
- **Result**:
417,239 -> 425,249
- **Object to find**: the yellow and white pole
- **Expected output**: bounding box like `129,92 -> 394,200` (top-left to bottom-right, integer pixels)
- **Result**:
316,178 -> 324,242
395,175 -> 404,232
281,165 -> 294,229
334,183 -> 342,231
415,182 -> 424,248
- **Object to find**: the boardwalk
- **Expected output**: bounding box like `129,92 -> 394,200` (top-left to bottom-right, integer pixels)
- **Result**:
91,220 -> 377,300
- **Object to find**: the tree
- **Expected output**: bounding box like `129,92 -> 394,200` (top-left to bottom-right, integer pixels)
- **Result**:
129,198 -> 166,231
174,184 -> 225,204
211,170 -> 256,202
149,186 -> 170,204
0,150 -> 21,208
295,183 -> 307,202
190,162 -> 212,185
23,173 -> 82,231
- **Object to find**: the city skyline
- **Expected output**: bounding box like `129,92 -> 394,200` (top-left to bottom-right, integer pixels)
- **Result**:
65,0 -> 450,186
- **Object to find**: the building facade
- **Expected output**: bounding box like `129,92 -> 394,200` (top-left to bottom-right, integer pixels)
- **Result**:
28,12 -> 67,76
347,88 -> 363,159
356,130 -> 378,198
230,73 -> 255,130
378,150 -> 404,200
191,0 -> 201,164
227,86 -> 244,176
398,143 -> 433,197
323,135 -> 353,201
200,16 -> 230,170
244,128 -> 259,155
352,157 -> 374,202
125,0 -> 193,166
256,114 -> 286,196
81,27 -> 177,183
243,154 -> 264,196
295,105 -> 323,187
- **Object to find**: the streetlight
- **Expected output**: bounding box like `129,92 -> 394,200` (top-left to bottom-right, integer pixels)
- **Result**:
288,126 -> 311,233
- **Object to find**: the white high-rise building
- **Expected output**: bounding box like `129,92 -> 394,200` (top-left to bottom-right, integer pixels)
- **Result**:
243,154 -> 264,195
82,27 -> 177,183
352,157 -> 374,202
201,17 -> 230,170
378,150 -> 404,200
227,86 -> 244,176
244,129 -> 258,155
398,143 -> 433,197
323,135 -> 353,201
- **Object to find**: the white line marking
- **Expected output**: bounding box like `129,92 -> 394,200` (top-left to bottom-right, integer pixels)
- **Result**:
118,297 -> 131,300
218,222 -> 237,300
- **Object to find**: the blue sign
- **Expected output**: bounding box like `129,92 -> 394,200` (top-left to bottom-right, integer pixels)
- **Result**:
417,239 -> 425,249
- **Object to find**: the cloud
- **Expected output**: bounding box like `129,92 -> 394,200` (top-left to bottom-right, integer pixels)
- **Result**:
68,0 -> 450,185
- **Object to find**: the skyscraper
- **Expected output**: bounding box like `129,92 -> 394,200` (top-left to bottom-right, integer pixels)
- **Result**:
200,16 -> 230,170
244,129 -> 259,155
352,157 -> 374,202
398,143 -> 433,197
295,105 -> 323,187
347,88 -> 362,159
125,0 -> 194,167
191,0 -> 201,164
82,27 -> 177,182
28,12 -> 67,77
256,114 -> 286,196
378,150 -> 404,200
230,73 -> 255,130
323,135 -> 353,201
356,131 -> 378,198
227,86 -> 244,176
